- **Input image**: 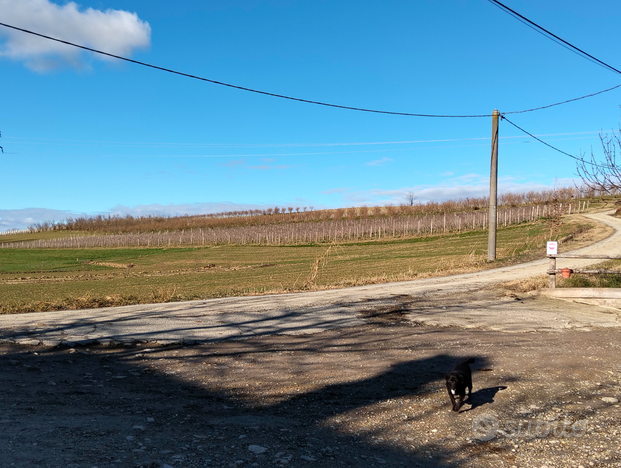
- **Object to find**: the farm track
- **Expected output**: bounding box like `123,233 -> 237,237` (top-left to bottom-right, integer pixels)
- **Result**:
1,211 -> 620,346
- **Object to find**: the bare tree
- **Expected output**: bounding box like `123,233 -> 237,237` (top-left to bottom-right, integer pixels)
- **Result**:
0,131 -> 3,153
404,191 -> 416,206
576,126 -> 621,195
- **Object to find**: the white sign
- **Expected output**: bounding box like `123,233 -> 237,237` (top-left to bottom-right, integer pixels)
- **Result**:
547,241 -> 558,256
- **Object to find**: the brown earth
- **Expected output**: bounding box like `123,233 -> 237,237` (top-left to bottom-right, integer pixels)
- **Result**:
2,314 -> 620,468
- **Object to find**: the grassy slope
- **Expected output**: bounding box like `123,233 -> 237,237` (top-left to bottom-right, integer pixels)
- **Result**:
0,217 -> 596,313
0,231 -> 87,244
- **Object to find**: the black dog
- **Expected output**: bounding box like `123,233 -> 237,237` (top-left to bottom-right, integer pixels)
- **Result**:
445,358 -> 475,412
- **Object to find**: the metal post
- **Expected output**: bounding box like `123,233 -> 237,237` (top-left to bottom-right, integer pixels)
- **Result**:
488,109 -> 500,261
548,256 -> 557,289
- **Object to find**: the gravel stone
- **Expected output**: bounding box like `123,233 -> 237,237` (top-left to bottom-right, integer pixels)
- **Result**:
248,445 -> 267,454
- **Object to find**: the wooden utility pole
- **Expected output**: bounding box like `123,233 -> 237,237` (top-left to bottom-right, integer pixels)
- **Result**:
487,109 -> 500,261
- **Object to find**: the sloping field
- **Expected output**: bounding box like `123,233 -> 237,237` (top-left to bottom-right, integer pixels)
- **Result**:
0,215 -> 604,313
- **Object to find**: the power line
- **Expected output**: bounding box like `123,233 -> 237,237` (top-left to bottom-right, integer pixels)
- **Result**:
1,21 -> 620,119
503,83 -> 621,115
487,0 -> 621,76
0,22 -> 490,118
501,115 -> 610,170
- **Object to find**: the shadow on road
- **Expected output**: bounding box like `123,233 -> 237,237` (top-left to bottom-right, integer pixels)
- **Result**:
0,331 -> 492,467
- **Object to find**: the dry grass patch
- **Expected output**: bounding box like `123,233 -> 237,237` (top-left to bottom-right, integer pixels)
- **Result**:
501,275 -> 549,293
0,216 -> 607,314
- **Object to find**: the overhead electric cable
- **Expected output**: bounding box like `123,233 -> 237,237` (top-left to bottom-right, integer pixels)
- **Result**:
503,83 -> 621,115
487,0 -> 621,76
0,22 -> 489,118
1,21 -> 620,118
501,115 -> 609,169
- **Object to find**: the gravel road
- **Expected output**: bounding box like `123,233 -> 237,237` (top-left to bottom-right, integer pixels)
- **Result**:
1,211 -> 621,345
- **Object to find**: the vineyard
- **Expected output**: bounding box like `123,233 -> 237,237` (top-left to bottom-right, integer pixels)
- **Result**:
23,187 -> 582,234
1,201 -> 587,249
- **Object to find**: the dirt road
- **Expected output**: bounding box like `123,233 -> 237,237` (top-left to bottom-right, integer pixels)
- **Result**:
1,211 -> 621,346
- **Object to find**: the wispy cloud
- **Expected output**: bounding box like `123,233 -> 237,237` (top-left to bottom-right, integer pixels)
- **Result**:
220,159 -> 247,167
2,200 -> 329,232
246,164 -> 292,170
0,0 -> 151,71
0,207 -> 80,231
365,157 -> 393,167
2,175 -> 581,232
221,159 -> 292,171
106,202 -> 269,217
446,173 -> 489,184
0,202 -> 272,231
322,187 -> 353,195
329,175 -> 581,207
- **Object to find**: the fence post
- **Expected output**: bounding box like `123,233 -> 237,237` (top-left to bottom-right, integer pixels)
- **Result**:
548,256 -> 557,289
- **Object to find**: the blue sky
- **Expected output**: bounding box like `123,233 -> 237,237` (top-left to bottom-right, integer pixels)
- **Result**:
1,0 -> 620,230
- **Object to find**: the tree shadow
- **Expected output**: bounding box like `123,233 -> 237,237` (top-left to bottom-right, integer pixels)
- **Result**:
0,336 -> 492,468
0,288 -> 545,346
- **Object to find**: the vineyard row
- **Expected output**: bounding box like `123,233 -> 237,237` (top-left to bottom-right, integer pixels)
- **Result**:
1,203 -> 581,250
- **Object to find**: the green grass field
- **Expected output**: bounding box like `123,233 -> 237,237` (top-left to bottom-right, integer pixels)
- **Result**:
0,217 -> 596,313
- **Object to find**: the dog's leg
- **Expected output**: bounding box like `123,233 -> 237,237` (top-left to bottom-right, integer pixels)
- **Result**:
455,392 -> 465,411
446,383 -> 458,411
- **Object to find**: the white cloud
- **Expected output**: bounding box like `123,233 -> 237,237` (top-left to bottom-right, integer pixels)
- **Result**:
0,202 -> 311,231
447,173 -> 488,184
0,0 -> 151,71
0,207 -> 78,231
106,202 -> 272,218
1,177 -> 582,232
332,176 -> 582,207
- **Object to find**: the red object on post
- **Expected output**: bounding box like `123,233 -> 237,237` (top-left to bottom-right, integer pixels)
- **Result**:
561,268 -> 572,279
